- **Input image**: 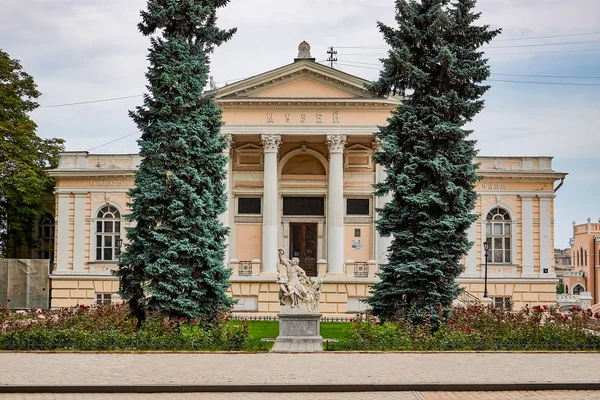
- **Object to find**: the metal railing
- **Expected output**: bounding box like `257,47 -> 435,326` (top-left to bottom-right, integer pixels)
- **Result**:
354,262 -> 368,278
238,261 -> 252,276
457,290 -> 480,307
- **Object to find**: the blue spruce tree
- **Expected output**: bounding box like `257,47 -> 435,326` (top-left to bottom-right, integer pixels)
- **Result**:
367,0 -> 500,326
116,0 -> 236,324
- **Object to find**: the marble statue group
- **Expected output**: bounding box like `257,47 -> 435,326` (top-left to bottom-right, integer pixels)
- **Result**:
277,248 -> 322,312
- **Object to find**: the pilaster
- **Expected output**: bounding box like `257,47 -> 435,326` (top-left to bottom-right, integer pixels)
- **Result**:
463,221 -> 478,277
220,134 -> 234,267
55,193 -> 71,273
539,196 -> 555,278
72,193 -> 86,272
521,196 -> 535,278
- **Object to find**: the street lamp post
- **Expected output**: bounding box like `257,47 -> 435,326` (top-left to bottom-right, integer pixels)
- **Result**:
483,238 -> 491,299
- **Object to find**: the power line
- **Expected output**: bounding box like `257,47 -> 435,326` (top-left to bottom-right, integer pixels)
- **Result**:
40,95 -> 142,109
495,31 -> 600,41
333,31 -> 600,49
337,62 -> 600,79
495,73 -> 600,79
487,48 -> 600,56
488,79 -> 600,87
486,39 -> 600,49
338,47 -> 600,57
87,131 -> 140,152
336,62 -> 600,86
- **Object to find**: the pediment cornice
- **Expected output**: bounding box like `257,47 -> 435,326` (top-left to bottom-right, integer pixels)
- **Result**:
215,60 -> 396,101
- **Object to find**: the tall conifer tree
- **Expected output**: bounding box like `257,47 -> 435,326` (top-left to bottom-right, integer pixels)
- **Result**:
367,0 -> 500,326
116,0 -> 236,323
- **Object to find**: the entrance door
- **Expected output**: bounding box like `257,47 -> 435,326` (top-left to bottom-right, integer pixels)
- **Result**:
289,223 -> 318,277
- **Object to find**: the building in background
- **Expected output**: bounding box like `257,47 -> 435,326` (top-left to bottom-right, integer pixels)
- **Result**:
43,44 -> 567,313
559,220 -> 600,311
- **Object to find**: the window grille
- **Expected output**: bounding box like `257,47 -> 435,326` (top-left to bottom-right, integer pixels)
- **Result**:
36,213 -> 54,260
96,206 -> 121,261
96,293 -> 112,305
573,284 -> 584,295
238,261 -> 252,276
493,297 -> 511,309
354,262 -> 368,277
347,198 -> 370,215
283,197 -> 324,216
485,207 -> 511,264
238,198 -> 261,214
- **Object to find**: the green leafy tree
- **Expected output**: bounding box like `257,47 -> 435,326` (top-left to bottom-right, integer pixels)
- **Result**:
116,0 -> 236,324
366,0 -> 500,327
0,49 -> 64,258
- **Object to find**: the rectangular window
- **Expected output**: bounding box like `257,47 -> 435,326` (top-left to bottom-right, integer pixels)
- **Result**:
346,198 -> 370,215
95,293 -> 112,305
493,297 -> 511,309
238,198 -> 261,214
283,197 -> 324,216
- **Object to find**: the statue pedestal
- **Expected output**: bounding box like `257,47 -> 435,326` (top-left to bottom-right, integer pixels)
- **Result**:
271,306 -> 323,352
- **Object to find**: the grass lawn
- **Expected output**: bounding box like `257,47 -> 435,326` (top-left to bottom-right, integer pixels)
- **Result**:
246,321 -> 348,350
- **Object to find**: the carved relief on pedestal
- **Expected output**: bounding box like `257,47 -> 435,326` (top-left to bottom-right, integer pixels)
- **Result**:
260,134 -> 282,153
277,248 -> 323,312
326,134 -> 347,154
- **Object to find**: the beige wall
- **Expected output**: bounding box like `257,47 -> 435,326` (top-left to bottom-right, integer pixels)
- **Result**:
236,224 -> 262,261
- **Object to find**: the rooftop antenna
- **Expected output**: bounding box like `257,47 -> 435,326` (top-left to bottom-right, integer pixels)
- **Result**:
326,46 -> 338,68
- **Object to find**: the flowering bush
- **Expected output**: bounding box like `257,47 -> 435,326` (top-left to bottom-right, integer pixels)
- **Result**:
0,303 -> 250,351
340,306 -> 600,351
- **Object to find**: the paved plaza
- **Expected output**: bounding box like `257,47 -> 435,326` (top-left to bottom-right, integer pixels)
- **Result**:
1,353 -> 600,392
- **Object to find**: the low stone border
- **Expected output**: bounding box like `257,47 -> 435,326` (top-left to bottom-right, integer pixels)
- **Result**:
1,383 -> 600,393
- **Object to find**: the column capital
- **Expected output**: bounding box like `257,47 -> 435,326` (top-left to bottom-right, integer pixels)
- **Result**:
260,134 -> 282,153
326,134 -> 347,154
371,137 -> 381,151
221,133 -> 235,152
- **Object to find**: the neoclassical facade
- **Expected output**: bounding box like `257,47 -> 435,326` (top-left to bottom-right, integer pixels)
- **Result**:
45,48 -> 567,313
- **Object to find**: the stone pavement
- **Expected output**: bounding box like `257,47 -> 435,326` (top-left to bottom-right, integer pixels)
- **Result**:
1,353 -> 600,387
1,392 -> 600,399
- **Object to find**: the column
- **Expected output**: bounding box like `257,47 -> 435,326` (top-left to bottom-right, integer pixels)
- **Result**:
521,196 -> 535,277
539,196 -> 555,277
260,134 -> 281,273
72,193 -> 86,273
464,221 -> 478,277
55,192 -> 70,273
326,134 -> 346,274
219,134 -> 234,267
375,161 -> 392,267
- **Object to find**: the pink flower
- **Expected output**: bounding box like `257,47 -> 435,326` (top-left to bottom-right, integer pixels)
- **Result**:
179,317 -> 185,321
375,321 -> 380,325
466,327 -> 472,334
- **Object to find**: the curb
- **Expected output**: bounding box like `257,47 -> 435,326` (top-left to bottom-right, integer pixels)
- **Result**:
1,383 -> 600,393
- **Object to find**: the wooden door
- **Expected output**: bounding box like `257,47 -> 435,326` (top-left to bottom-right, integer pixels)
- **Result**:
289,223 -> 318,277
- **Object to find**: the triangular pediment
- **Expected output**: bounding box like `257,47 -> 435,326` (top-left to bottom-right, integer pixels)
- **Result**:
215,60 -> 387,101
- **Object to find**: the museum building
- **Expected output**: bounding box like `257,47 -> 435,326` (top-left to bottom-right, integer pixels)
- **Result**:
44,45 -> 566,313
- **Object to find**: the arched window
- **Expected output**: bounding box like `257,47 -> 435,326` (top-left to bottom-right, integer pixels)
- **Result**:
36,213 -> 54,260
585,250 -> 588,266
96,206 -> 121,261
485,207 -> 511,264
580,248 -> 584,266
573,284 -> 584,295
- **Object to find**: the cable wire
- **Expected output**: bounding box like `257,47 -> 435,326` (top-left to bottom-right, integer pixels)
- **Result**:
40,95 -> 142,109
86,131 -> 140,152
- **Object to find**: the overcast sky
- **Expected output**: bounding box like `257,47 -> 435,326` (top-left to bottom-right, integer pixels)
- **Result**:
2,0 -> 600,248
